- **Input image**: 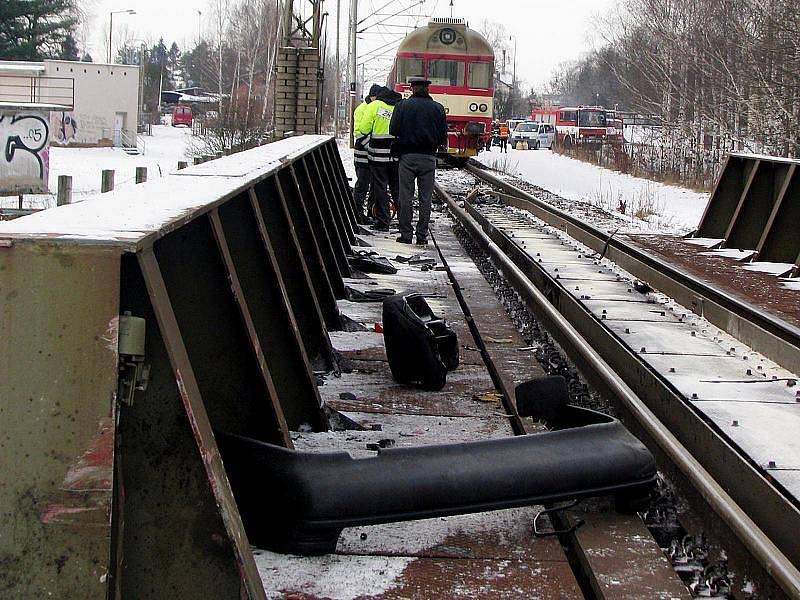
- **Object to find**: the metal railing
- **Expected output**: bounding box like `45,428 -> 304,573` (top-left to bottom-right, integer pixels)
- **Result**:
119,128 -> 146,155
0,75 -> 74,109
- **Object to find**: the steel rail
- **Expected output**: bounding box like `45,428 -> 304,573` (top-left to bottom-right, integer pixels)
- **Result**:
463,162 -> 800,374
435,181 -> 800,599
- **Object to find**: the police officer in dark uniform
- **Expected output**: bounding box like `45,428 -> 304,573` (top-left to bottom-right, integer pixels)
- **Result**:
389,76 -> 447,245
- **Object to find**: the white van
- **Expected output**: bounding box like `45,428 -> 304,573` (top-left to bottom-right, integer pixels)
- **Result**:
510,122 -> 556,149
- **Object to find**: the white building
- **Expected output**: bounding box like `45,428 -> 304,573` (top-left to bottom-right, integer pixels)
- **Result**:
0,59 -> 140,147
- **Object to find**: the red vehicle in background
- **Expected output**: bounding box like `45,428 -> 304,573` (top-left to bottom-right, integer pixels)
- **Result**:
171,105 -> 193,127
532,106 -> 608,147
605,112 -> 625,145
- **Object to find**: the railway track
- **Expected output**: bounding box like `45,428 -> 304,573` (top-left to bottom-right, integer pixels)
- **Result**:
434,165 -> 800,599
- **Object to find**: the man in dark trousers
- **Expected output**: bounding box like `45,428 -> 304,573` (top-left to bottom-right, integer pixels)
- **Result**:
353,84 -> 381,222
389,76 -> 447,245
356,86 -> 401,231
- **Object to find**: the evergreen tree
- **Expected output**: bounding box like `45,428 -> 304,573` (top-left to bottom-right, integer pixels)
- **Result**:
60,33 -> 79,61
0,0 -> 78,60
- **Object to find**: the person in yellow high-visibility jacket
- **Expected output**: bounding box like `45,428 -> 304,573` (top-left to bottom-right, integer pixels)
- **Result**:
353,84 -> 381,222
356,86 -> 401,231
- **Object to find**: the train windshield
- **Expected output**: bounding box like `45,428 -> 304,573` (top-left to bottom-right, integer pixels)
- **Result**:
467,61 -> 493,88
578,111 -> 606,127
428,59 -> 465,86
397,57 -> 424,83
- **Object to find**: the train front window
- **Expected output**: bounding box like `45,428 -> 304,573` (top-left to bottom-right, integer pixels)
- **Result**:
467,61 -> 492,88
428,59 -> 465,86
397,57 -> 424,83
578,111 -> 606,127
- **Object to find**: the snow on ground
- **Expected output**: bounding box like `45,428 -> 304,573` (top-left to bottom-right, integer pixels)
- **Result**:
1,124 -> 194,210
336,137 -> 356,182
478,146 -> 710,234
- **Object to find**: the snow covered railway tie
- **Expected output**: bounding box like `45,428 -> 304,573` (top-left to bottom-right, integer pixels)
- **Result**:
436,160 -> 800,598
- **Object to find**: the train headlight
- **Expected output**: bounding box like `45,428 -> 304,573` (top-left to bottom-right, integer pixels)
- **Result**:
439,28 -> 456,44
469,102 -> 478,112
479,103 -> 488,112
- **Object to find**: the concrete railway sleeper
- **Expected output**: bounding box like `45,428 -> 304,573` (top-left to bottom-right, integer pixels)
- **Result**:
434,178 -> 800,598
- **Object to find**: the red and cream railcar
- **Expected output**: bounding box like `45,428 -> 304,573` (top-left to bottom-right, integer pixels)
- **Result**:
388,18 -> 494,158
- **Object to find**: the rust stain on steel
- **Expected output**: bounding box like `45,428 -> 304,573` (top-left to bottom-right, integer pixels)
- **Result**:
60,416 -> 115,491
628,233 -> 800,327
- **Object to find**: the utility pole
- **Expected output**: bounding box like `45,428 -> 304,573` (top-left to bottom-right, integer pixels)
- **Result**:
510,35 -> 517,118
348,0 -> 357,147
335,0 -> 341,137
282,0 -> 294,45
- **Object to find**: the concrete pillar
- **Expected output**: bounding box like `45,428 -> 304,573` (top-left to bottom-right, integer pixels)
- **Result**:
101,170 -> 115,193
193,156 -> 203,165
177,161 -> 188,170
57,176 -> 72,206
135,167 -> 147,184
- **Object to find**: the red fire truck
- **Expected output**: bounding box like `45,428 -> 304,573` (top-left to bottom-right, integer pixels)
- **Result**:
532,106 -> 608,147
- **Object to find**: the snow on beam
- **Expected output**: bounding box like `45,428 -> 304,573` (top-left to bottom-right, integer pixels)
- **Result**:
0,135 -> 333,248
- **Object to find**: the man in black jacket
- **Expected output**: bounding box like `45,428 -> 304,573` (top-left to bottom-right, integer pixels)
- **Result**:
389,77 -> 447,245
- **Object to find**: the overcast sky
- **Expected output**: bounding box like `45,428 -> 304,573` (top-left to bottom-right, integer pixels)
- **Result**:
82,0 -> 616,89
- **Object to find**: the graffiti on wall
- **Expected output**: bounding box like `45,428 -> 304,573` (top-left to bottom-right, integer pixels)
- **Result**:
50,111 -> 110,146
52,111 -> 79,145
0,111 -> 50,195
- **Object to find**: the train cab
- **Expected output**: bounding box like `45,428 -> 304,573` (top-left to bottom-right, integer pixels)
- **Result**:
389,18 -> 495,158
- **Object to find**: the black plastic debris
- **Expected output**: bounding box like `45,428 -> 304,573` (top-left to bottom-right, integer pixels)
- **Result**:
216,383 -> 656,555
345,286 -> 397,303
382,292 -> 459,390
349,250 -> 397,274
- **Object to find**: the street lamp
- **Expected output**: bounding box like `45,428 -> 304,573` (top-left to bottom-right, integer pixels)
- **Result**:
108,9 -> 136,63
509,35 -> 517,118
197,11 -> 202,45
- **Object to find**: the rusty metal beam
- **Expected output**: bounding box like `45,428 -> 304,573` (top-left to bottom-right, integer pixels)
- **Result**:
252,175 -> 335,371
208,208 -> 294,445
136,249 -> 265,600
312,150 -> 356,246
289,163 -> 350,286
321,141 -> 359,231
273,170 -> 345,320
309,149 -> 354,252
298,155 -> 352,273
758,164 -> 800,265
697,155 -> 749,239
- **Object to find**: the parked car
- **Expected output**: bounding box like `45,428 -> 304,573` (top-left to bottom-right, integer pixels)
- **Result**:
510,121 -> 556,149
172,105 -> 193,127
